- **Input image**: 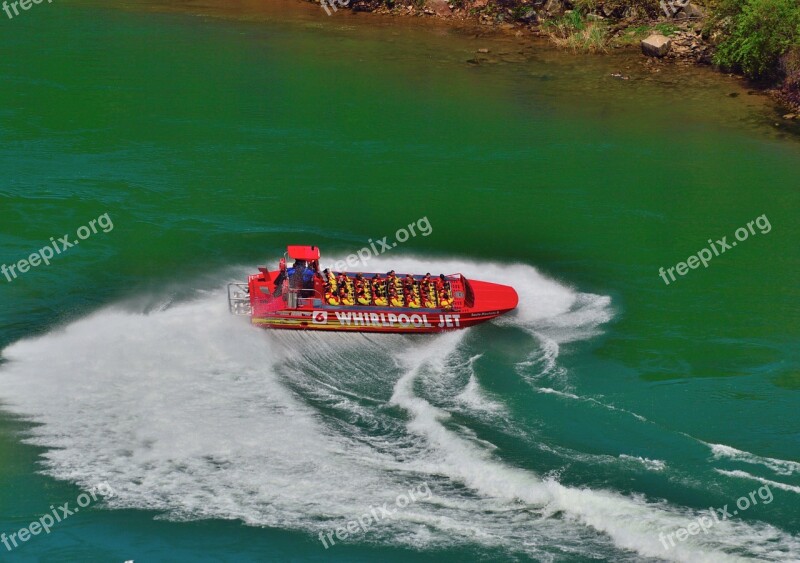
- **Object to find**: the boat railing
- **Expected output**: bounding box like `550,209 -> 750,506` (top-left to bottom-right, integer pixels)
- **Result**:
227,283 -> 253,316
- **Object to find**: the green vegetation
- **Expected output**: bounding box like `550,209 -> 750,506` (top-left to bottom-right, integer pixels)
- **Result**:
653,22 -> 678,36
542,11 -> 609,53
712,0 -> 800,80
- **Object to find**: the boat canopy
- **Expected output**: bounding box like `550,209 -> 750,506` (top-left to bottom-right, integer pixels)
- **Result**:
287,245 -> 320,261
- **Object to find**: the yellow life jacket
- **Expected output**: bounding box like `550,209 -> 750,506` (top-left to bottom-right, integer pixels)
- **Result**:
407,285 -> 421,308
357,282 -> 371,305
423,285 -> 437,308
339,278 -> 354,306
390,294 -> 404,307
327,272 -> 338,292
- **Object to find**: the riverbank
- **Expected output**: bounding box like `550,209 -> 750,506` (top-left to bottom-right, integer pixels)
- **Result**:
309,0 -> 800,117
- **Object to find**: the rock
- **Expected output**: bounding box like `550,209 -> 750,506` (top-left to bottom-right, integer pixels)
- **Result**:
602,4 -> 617,17
477,48 -> 489,53
641,34 -> 672,58
543,0 -> 564,16
681,2 -> 705,18
517,8 -> 537,23
425,0 -> 451,16
784,113 -> 797,120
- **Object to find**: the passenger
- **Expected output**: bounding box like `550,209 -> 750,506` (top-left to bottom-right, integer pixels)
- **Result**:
403,274 -> 415,294
336,271 -> 348,290
346,276 -> 356,304
387,270 -> 403,295
372,274 -> 388,306
338,284 -> 354,306
421,273 -> 436,308
437,274 -> 453,309
406,283 -> 421,308
420,272 -> 431,294
355,273 -> 371,305
324,268 -> 338,292
324,275 -> 340,305
388,284 -> 404,307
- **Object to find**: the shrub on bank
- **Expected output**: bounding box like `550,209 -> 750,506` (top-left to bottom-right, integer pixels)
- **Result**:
712,0 -> 800,80
542,11 -> 610,52
779,46 -> 800,104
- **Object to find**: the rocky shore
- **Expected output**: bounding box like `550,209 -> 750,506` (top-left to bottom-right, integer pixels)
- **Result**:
311,0 -> 800,117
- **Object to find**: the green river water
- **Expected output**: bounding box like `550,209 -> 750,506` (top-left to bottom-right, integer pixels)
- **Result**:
0,1 -> 799,561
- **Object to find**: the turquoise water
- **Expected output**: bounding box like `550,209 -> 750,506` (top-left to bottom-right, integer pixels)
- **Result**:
1,2 -> 799,561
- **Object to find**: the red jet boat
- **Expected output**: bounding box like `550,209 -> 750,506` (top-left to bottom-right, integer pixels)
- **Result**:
228,246 -> 518,333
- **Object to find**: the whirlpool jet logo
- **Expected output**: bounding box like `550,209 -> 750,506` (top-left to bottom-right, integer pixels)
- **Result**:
312,311 -> 328,324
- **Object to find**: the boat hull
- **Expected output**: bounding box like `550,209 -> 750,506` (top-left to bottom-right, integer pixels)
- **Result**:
251,308 -> 502,333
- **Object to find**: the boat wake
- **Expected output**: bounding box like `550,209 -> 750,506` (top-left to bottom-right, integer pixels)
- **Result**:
0,258 -> 798,561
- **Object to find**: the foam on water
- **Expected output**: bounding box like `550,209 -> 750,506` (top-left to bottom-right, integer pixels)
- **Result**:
619,455 -> 667,472
715,470 -> 800,496
0,258 -> 798,560
705,442 -> 800,477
